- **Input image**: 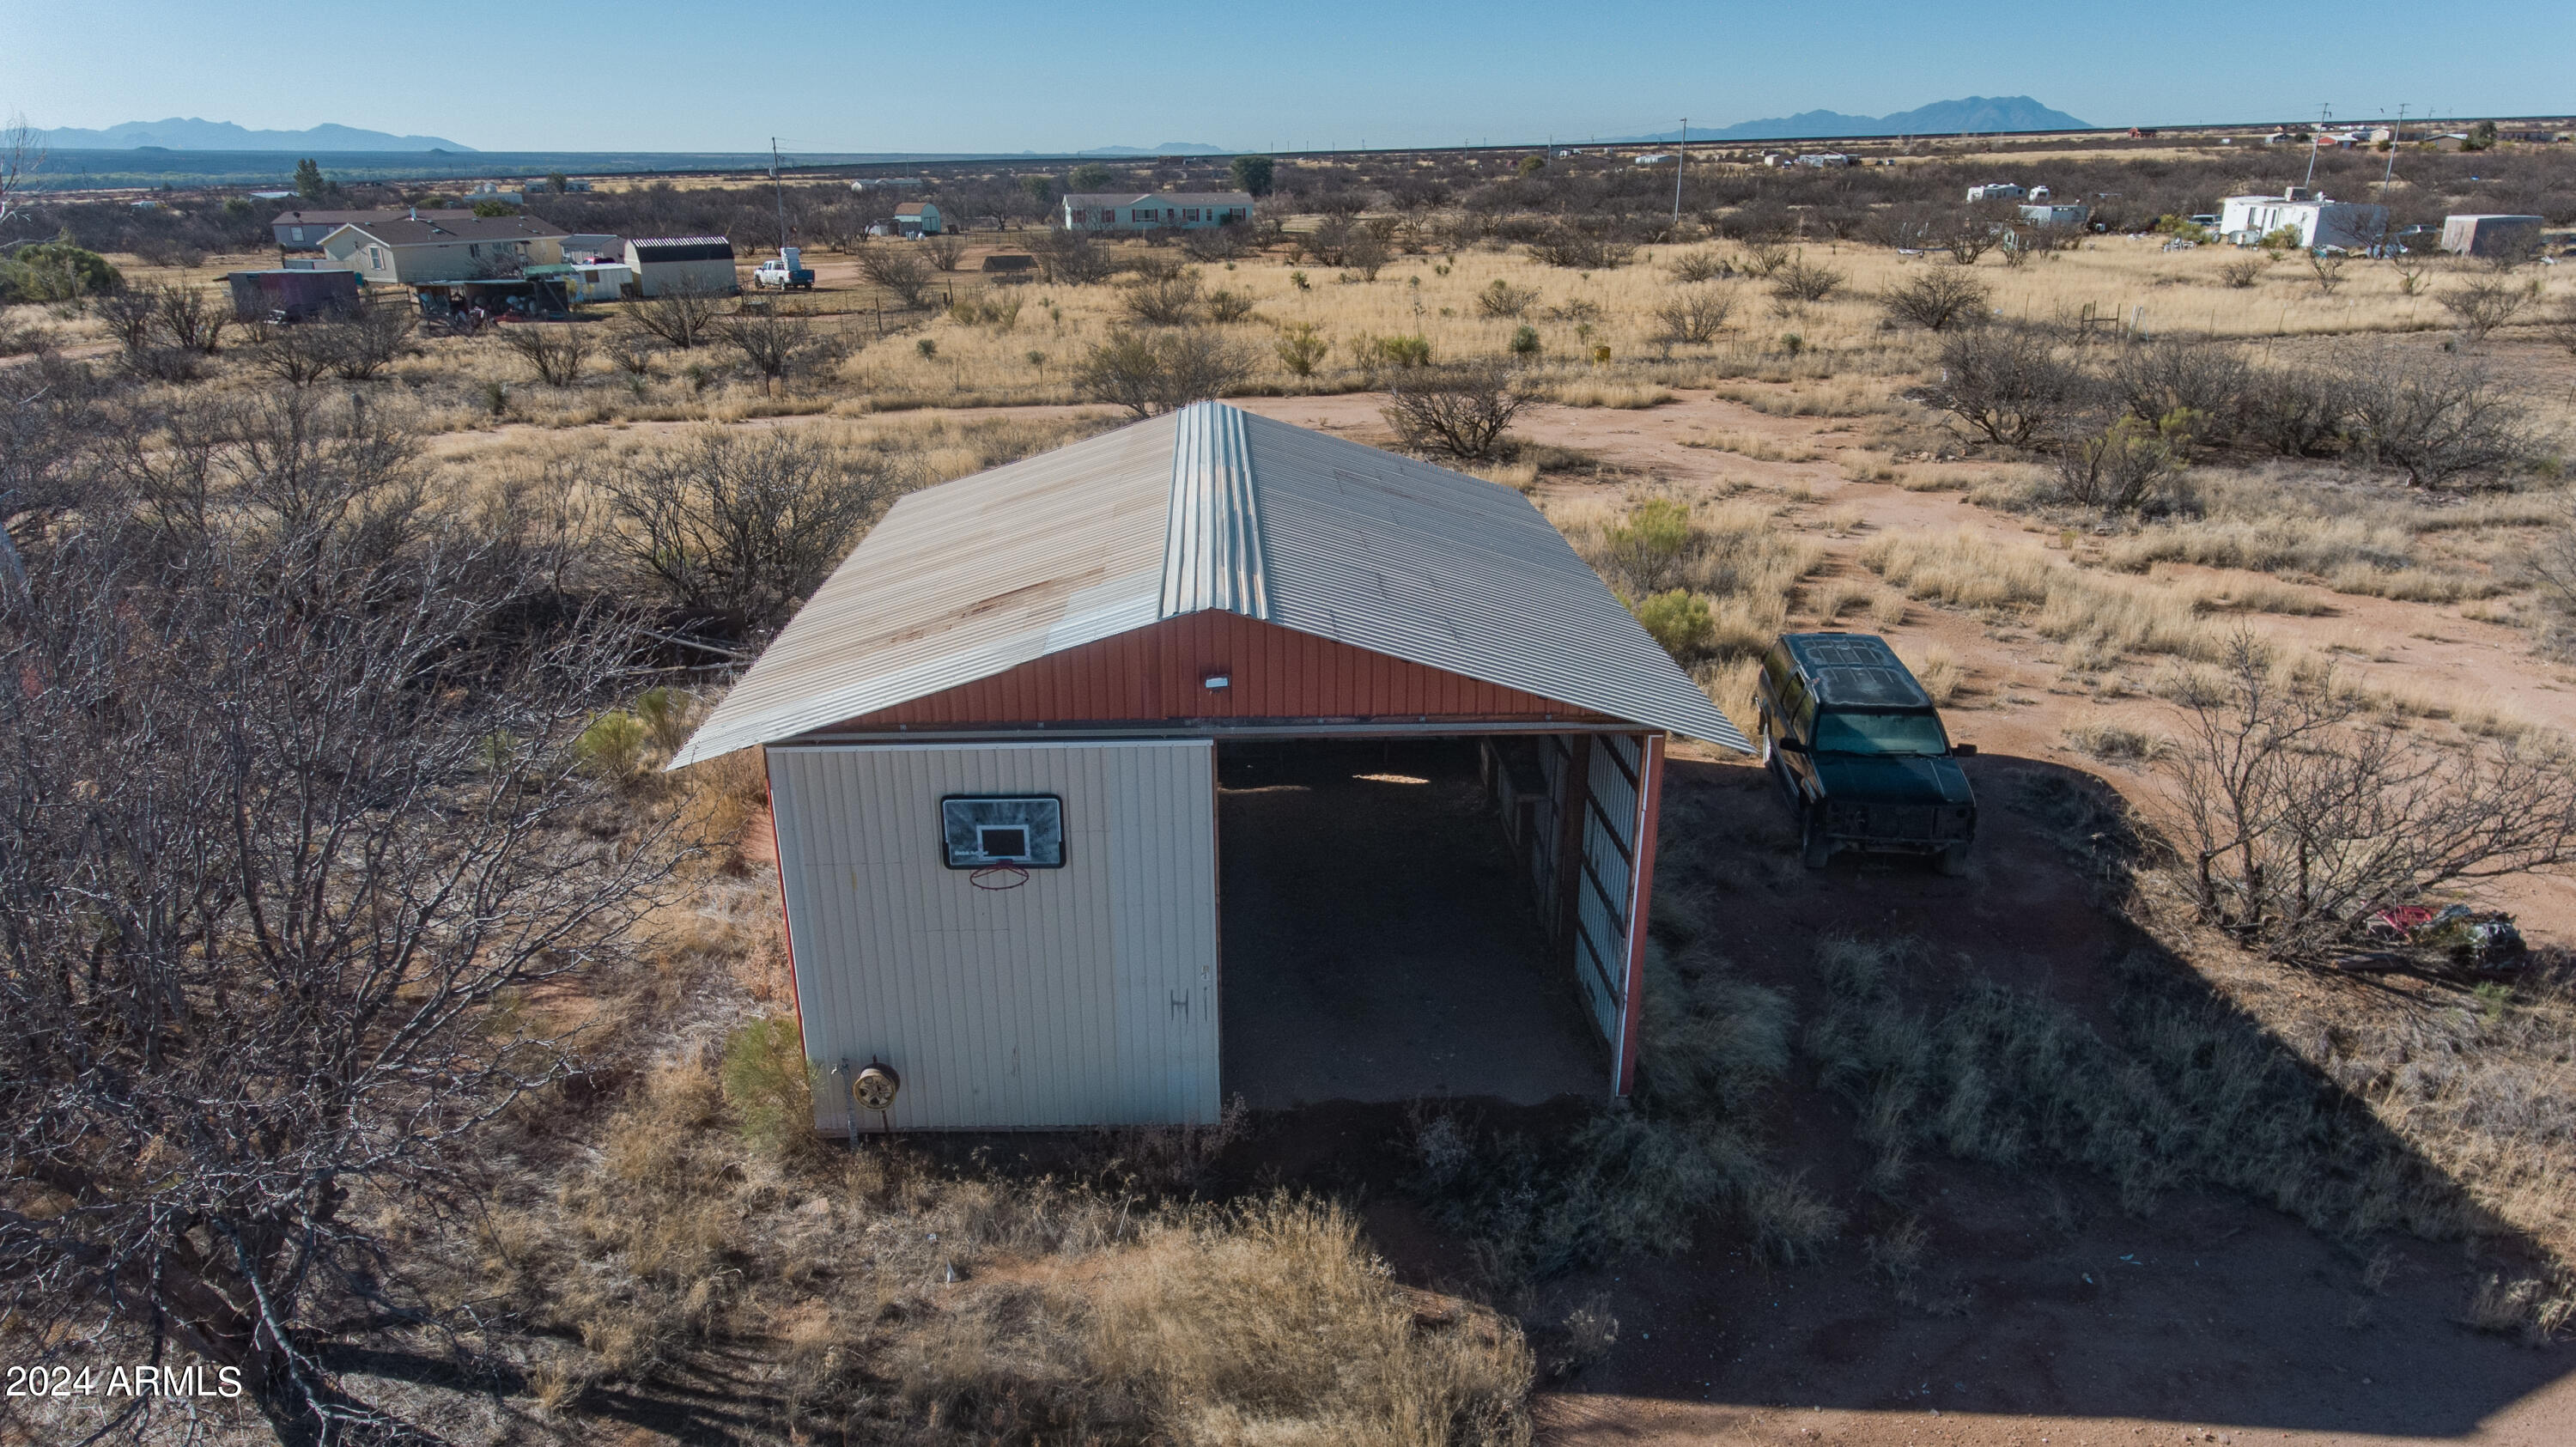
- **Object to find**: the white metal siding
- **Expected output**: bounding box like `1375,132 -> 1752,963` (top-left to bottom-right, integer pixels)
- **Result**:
1573,734 -> 1643,1054
769,739 -> 1218,1130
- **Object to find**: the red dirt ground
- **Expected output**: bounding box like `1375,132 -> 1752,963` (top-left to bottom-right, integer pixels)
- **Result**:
1235,751 -> 2576,1447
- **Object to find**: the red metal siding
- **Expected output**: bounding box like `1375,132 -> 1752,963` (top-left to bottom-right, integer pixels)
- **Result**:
817,611 -> 1616,731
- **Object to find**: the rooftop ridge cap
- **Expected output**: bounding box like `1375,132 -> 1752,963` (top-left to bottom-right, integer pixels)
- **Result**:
1158,402 -> 1267,620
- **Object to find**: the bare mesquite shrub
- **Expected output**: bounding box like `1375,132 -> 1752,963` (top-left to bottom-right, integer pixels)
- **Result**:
856,242 -> 936,307
2162,631 -> 2576,958
2340,347 -> 2537,488
1767,253 -> 1846,305
1075,327 -> 1253,418
500,319 -> 592,386
922,230 -> 968,271
2439,275 -> 2538,343
1036,227 -> 1115,284
0,392 -> 670,1444
1651,284 -> 1736,344
1382,360 -> 1529,461
1122,267 -> 1203,325
2048,416 -> 2190,516
629,277 -> 726,348
719,305 -> 829,392
592,429 -> 900,634
1921,325 -> 2087,447
1880,267 -> 1991,331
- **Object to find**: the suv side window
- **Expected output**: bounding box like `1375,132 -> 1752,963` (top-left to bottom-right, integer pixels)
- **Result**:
1777,670 -> 1810,735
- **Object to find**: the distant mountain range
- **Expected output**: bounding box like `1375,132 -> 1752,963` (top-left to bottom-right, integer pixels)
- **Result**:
1075,142 -> 1226,156
1623,96 -> 2093,144
34,119 -> 475,152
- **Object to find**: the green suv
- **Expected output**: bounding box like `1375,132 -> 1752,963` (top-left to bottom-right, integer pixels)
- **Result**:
1754,632 -> 1978,873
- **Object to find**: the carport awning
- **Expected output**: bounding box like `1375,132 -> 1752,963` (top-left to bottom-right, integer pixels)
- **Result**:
671,402 -> 1750,767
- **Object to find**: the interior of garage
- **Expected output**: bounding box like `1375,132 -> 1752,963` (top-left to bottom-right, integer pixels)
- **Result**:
1216,739 -> 1607,1109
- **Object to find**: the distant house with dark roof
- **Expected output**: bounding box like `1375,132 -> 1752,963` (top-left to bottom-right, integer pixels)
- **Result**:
1060,192 -> 1253,233
316,214 -> 571,284
623,236 -> 739,296
271,207 -> 471,251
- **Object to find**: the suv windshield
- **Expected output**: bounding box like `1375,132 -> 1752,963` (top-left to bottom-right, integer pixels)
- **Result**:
1811,709 -> 1949,757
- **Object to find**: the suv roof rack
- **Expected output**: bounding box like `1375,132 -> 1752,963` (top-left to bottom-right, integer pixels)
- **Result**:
1780,632 -> 1931,709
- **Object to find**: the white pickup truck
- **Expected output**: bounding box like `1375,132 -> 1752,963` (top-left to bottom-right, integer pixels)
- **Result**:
752,247 -> 815,291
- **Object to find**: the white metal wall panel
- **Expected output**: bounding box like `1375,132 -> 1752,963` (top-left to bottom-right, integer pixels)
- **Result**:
769,740 -> 1218,1131
1573,734 -> 1645,1051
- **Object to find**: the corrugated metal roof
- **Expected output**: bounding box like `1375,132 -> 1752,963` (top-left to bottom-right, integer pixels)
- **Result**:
671,403 -> 1748,767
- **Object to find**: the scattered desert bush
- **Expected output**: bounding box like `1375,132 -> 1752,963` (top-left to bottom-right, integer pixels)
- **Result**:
1920,325 -> 2087,447
857,243 -> 937,307
1668,248 -> 1733,283
1768,254 -> 1846,305
1805,935 -> 2476,1231
1382,359 -> 1528,461
628,278 -> 729,348
1273,321 -> 1329,377
720,305 -> 831,392
1123,267 -> 1205,325
593,429 -> 903,632
1652,284 -> 1736,344
501,320 -> 593,386
1076,327 -> 1255,417
2340,348 -> 2538,488
1474,279 -> 1542,319
2161,630 -> 2576,958
2440,275 -> 2537,343
1880,267 -> 1991,331
1632,588 -> 1716,660
922,231 -> 968,272
2044,415 -> 2194,516
1528,227 -> 1636,270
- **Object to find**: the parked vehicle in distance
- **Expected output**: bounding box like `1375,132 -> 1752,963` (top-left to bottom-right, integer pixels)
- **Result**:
753,247 -> 815,291
1754,632 -> 1978,872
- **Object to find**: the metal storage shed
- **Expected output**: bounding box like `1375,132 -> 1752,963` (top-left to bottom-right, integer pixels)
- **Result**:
677,402 -> 1747,1132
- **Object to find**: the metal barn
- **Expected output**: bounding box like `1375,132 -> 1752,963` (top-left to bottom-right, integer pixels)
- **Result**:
673,403 -> 1747,1132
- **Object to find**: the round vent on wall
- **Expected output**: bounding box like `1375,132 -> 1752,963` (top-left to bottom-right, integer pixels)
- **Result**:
853,1064 -> 901,1114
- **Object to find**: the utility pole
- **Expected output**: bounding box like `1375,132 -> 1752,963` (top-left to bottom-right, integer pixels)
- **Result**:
1673,117 -> 1686,229
2380,103 -> 2406,198
2302,103 -> 2330,189
770,137 -> 790,252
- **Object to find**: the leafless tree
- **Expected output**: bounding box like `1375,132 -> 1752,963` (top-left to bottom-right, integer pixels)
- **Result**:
0,404 -> 669,1446
252,319 -> 340,386
1881,268 -> 1991,331
2439,275 -> 2537,343
1036,228 -> 1114,285
1074,326 -> 1254,418
1382,360 -> 1529,461
2161,631 -> 2576,958
2307,251 -> 2348,295
2341,347 -> 2535,488
325,296 -> 418,380
155,283 -> 230,354
720,305 -> 828,392
923,231 -> 969,271
1768,253 -> 1846,305
1920,325 -> 2087,447
0,112 -> 41,239
2047,416 -> 2189,515
594,429 -> 900,632
500,320 -> 592,386
1652,284 -> 1737,344
627,277 -> 726,348
2546,293 -> 2576,357
855,242 -> 934,307
1340,221 -> 1392,281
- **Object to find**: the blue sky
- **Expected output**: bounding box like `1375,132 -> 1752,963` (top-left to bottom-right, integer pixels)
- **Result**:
5,0 -> 2568,153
